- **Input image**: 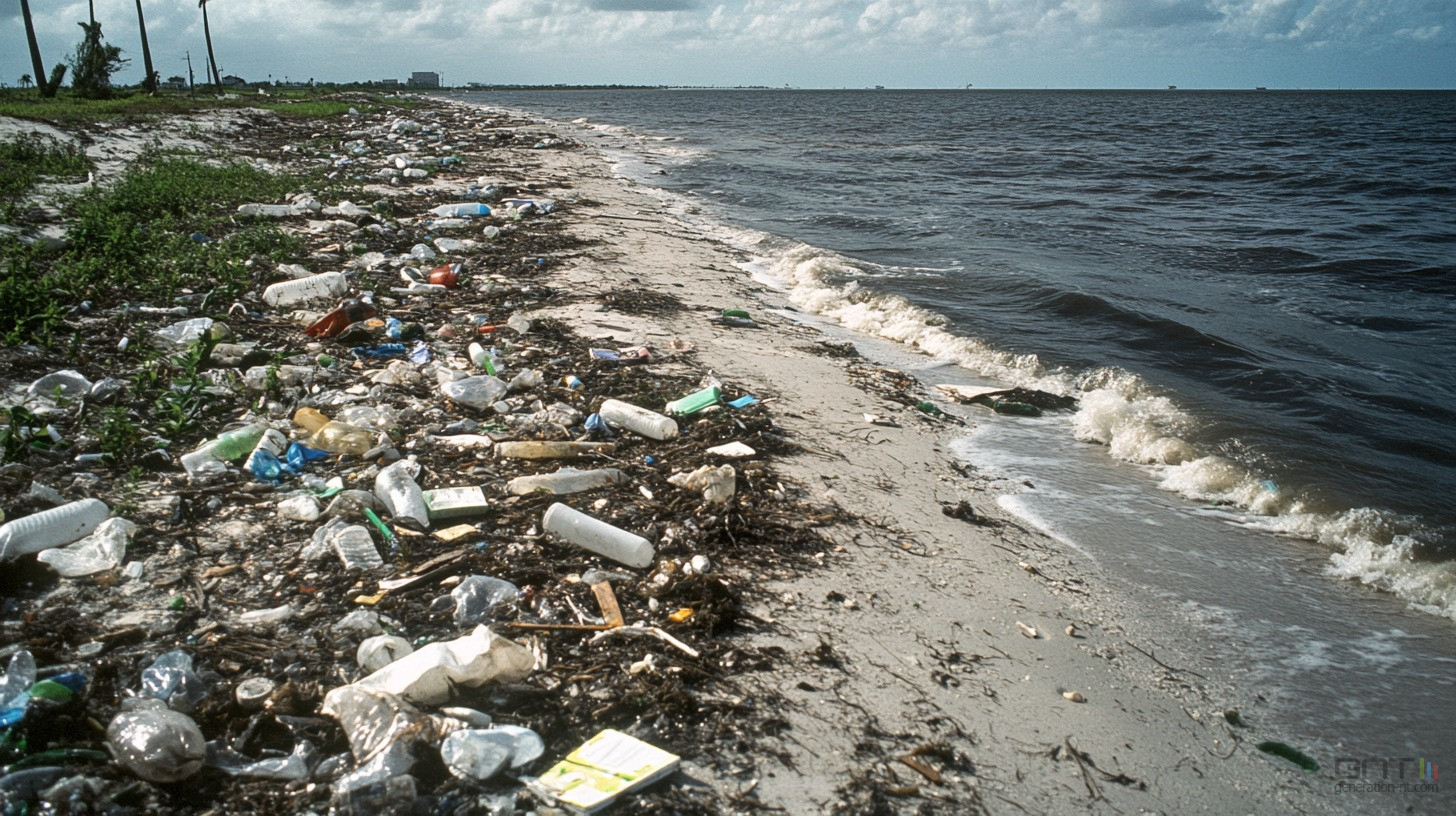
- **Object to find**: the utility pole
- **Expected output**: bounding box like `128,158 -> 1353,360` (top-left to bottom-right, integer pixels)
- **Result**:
185,51 -> 196,96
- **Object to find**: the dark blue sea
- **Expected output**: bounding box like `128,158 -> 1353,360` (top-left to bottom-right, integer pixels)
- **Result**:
463,89 -> 1456,765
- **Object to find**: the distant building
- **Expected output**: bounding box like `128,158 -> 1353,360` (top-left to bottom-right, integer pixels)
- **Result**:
220,75 -> 248,88
407,72 -> 440,88
380,79 -> 400,88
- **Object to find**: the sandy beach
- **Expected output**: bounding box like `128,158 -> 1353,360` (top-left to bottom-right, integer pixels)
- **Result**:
0,94 -> 1359,814
475,100 -> 1352,815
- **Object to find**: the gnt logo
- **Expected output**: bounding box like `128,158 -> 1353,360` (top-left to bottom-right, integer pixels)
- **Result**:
1335,757 -> 1439,794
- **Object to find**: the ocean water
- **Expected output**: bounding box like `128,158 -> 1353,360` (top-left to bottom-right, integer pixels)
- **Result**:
461,89 -> 1456,763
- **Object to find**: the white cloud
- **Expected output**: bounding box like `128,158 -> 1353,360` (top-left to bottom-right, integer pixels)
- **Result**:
1,0 -> 1450,88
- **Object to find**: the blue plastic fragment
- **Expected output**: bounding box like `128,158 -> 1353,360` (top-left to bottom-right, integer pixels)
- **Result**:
286,443 -> 329,473
248,449 -> 284,482
728,395 -> 759,409
409,341 -> 431,364
385,317 -> 403,340
46,672 -> 87,694
351,343 -> 407,360
584,413 -> 612,436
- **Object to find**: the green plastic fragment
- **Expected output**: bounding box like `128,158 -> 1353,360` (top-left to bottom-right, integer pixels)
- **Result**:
363,508 -> 395,546
721,309 -> 751,319
26,680 -> 73,705
915,401 -> 944,416
1257,741 -> 1319,772
990,399 -> 1042,417
168,595 -> 186,611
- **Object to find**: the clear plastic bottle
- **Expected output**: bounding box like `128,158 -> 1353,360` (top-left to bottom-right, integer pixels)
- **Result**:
179,424 -> 269,477
441,375 -> 508,410
308,422 -> 377,456
598,399 -> 678,441
292,407 -> 330,434
330,524 -> 382,569
494,441 -> 615,460
507,468 -> 625,496
262,271 -> 348,307
105,701 -> 206,783
374,460 -> 429,529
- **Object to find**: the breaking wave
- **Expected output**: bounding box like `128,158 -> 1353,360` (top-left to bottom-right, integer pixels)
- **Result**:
471,96 -> 1456,622
743,240 -> 1456,620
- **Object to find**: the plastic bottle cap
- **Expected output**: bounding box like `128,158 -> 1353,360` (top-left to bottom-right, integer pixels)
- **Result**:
235,677 -> 276,709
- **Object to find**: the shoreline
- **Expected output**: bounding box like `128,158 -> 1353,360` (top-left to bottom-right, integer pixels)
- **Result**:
0,93 -> 1363,813
436,98 -> 1358,812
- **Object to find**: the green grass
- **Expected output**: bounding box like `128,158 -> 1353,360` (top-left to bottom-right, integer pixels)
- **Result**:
0,131 -> 91,220
0,150 -> 307,343
0,86 -> 423,124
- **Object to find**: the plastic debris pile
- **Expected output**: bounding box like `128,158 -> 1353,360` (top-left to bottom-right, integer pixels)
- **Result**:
0,97 -> 843,815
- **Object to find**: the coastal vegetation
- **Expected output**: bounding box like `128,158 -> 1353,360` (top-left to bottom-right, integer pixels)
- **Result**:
0,148 -> 305,344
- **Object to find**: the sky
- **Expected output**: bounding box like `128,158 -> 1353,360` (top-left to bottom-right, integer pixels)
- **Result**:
3,0 -> 1453,90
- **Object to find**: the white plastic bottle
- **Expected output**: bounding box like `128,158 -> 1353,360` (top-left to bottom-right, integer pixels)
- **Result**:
598,399 -> 678,441
0,498 -> 110,561
262,271 -> 348,307
541,503 -> 654,569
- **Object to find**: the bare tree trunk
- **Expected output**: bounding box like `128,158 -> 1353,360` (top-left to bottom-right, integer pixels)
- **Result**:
136,0 -> 157,93
19,0 -> 57,97
200,0 -> 222,91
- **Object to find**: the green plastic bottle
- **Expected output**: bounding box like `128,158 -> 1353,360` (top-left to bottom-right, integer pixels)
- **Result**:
665,386 -> 722,416
209,424 -> 270,460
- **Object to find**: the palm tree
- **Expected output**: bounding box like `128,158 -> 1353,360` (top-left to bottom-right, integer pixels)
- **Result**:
134,0 -> 157,93
18,0 -> 59,98
199,0 -> 222,91
19,74 -> 34,90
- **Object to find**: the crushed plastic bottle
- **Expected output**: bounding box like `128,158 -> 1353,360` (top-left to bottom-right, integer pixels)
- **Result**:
357,635 -> 414,674
328,524 -> 383,570
449,575 -> 520,626
151,318 -> 215,347
507,468 -> 626,496
26,369 -> 93,401
179,424 -> 270,478
106,700 -> 206,783
36,517 -> 134,577
374,459 -> 429,529
494,441 -> 615,460
441,375 -> 509,411
308,421 -> 377,456
140,650 -> 208,714
0,650 -> 37,728
348,624 -> 536,706
668,464 -> 737,504
429,203 -> 491,218
0,498 -> 110,562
